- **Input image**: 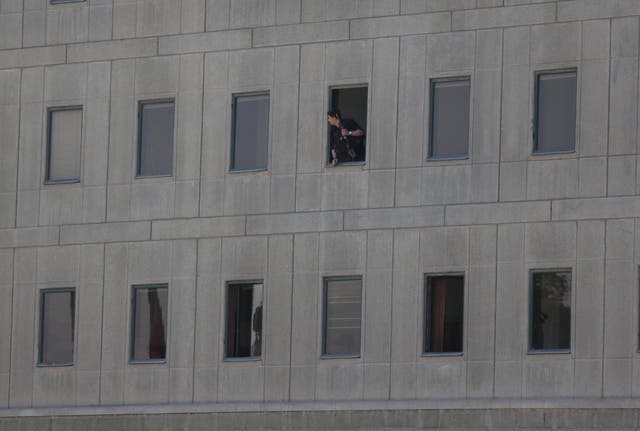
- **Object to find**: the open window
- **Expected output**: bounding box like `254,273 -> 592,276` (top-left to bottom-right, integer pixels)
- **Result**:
529,270 -> 571,353
225,281 -> 263,359
327,86 -> 367,166
533,70 -> 577,154
424,274 -> 464,355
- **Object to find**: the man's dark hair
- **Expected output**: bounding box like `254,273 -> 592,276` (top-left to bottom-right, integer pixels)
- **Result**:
327,109 -> 341,120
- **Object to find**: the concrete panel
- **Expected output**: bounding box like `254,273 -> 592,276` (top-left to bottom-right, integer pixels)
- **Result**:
395,168 -> 421,207
447,201 -> 549,226
472,69 -> 501,163
84,98 -> 111,187
152,217 -> 244,240
264,365 -> 289,401
175,92 -> 203,181
0,106 -> 19,194
608,156 -> 636,196
271,82 -> 299,175
363,261 -> 392,362
159,30 -> 250,55
46,4 -> 89,44
527,158 -> 579,200
580,61 -> 609,157
363,363 -> 390,399
320,172 -> 369,210
346,206 -> 442,230
558,0 -> 640,21
574,359 -> 603,397
466,266 -> 495,361
531,22 -> 581,64
38,188 -> 84,226
476,29 -> 502,70
426,31 -> 475,73
89,4 -> 113,41
367,170 -> 395,208
181,0 -> 205,33
37,246 -> 79,283
397,52 -> 426,166
0,46 -> 66,70
228,48 -> 274,89
495,262 -> 525,361
582,20 -> 610,60
221,236 -> 268,278
524,359 -> 573,397
0,227 -> 58,249
136,0 -> 180,37
420,226 -> 468,269
61,222 -> 150,245
452,3 -> 556,31
553,196 -> 640,221
32,369 -> 75,407
247,211 -> 342,235
418,360 -> 466,398
269,175 -> 295,213
112,1 -> 137,39
350,12 -> 450,39
291,234 -> 319,366
603,259 -> 635,358
68,38 -> 157,63
205,0 -> 229,31
289,365 -> 315,400
499,161 -> 526,201
124,368 -> 170,404
578,157 -> 607,197
276,0 -> 300,25
604,358 -> 633,397
218,365 -> 264,401
254,21 -> 348,47
168,276 -> 196,368
500,66 -> 530,161
609,58 -> 638,155
22,10 -> 46,47
575,260 -> 604,359
319,231 -> 366,273
326,40 -> 372,82
296,84 -> 324,173
229,0 -> 275,28
223,174 -> 270,215
135,56 -> 179,96
17,102 -> 43,192
611,16 -> 639,58
494,361 -> 522,397
130,182 -> 176,220
525,221 -> 576,263
127,241 -> 172,283
503,26 -> 529,66
316,363 -> 363,400
421,164 -> 499,205
265,235 -> 293,366
467,361 -> 493,398
107,63 -> 135,185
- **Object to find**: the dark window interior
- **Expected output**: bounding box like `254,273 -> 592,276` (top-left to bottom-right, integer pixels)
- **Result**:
430,78 -> 470,159
534,71 -> 577,153
226,282 -> 263,358
530,271 -> 571,351
39,289 -> 75,364
232,93 -> 269,171
425,275 -> 463,354
323,277 -> 362,356
131,285 -> 168,361
47,107 -> 82,182
328,87 -> 367,165
138,100 -> 174,177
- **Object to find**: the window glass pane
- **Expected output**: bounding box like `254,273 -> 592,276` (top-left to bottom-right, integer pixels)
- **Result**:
535,71 -> 576,153
40,290 -> 75,364
430,79 -> 470,159
138,101 -> 174,176
226,282 -> 263,358
132,285 -> 168,361
324,278 -> 362,356
425,275 -> 463,353
232,94 -> 269,170
531,271 -> 571,351
328,87 -> 367,166
48,108 -> 82,182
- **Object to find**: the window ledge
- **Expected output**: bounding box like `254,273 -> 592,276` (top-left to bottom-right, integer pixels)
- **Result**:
421,352 -> 463,358
223,356 -> 262,362
36,362 -> 74,367
527,349 -> 571,355
44,178 -> 80,185
320,354 -> 361,360
134,174 -> 173,180
228,167 -> 268,174
529,150 -> 576,159
128,359 -> 167,365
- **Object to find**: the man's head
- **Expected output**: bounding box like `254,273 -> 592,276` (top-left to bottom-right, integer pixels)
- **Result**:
327,109 -> 341,127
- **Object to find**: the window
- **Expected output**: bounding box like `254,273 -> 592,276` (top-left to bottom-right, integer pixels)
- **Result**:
39,289 -> 75,365
225,281 -> 263,359
50,0 -> 84,3
231,93 -> 269,171
322,277 -> 362,357
533,70 -> 577,154
327,87 -> 367,166
429,77 -> 470,159
530,270 -> 571,352
130,285 -> 168,362
46,106 -> 82,184
424,275 -> 464,354
137,100 -> 175,177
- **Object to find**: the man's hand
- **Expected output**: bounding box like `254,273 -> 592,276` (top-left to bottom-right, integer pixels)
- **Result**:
341,128 -> 349,137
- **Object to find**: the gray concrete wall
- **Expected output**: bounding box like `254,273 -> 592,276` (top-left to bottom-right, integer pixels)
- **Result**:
1,0 -> 640,418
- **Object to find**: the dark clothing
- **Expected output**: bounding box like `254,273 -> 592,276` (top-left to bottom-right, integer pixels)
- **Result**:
329,118 -> 365,164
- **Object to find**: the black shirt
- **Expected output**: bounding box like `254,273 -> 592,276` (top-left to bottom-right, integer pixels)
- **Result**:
329,118 -> 365,164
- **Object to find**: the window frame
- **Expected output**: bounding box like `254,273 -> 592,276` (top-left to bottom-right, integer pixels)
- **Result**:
427,76 -> 471,161
230,91 -> 270,173
37,287 -> 76,367
528,268 -> 572,355
50,0 -> 85,4
136,99 -> 176,179
423,273 -> 465,357
326,84 -> 369,167
532,69 -> 578,155
321,275 -> 363,359
129,284 -> 169,364
223,280 -> 264,362
45,105 -> 83,185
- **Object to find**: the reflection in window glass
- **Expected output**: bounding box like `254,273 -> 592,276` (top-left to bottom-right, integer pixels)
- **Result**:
429,78 -> 470,159
39,289 -> 75,365
323,277 -> 362,356
138,100 -> 175,177
530,270 -> 571,351
534,70 -> 577,153
327,87 -> 367,166
424,275 -> 464,354
232,93 -> 269,171
47,107 -> 82,183
131,285 -> 168,361
226,282 -> 263,358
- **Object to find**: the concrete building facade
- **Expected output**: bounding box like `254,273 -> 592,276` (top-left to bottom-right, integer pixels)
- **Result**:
1,0 -> 640,429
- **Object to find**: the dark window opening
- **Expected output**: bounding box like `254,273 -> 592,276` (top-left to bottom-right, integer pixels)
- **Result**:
226,282 -> 263,358
137,100 -> 175,177
39,289 -> 75,365
530,270 -> 571,352
131,285 -> 168,362
534,70 -> 577,154
429,77 -> 470,159
46,106 -> 82,184
231,93 -> 270,171
323,277 -> 362,357
424,275 -> 463,354
327,87 -> 367,166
